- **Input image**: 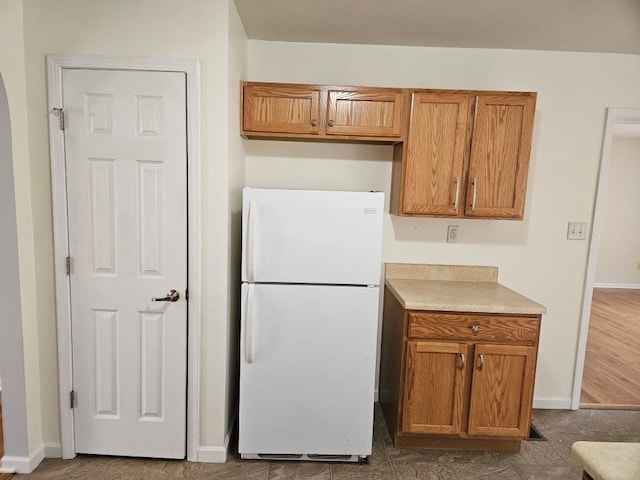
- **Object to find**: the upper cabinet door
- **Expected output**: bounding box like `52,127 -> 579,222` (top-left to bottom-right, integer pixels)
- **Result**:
326,88 -> 405,137
465,94 -> 536,219
401,92 -> 470,216
242,84 -> 321,135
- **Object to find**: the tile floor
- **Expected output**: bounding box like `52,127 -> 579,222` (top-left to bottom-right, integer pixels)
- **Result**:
14,405 -> 640,479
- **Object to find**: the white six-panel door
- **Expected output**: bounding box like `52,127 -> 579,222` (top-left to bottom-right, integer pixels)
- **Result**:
63,69 -> 187,458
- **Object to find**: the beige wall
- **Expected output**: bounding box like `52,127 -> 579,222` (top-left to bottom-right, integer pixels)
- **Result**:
595,137 -> 640,286
246,40 -> 640,407
19,0 -> 247,453
225,1 -> 247,437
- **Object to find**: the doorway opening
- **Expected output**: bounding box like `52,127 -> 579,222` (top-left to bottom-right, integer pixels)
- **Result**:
572,108 -> 640,410
580,133 -> 640,409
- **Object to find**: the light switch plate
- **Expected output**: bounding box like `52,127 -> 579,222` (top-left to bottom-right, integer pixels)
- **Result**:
567,222 -> 587,240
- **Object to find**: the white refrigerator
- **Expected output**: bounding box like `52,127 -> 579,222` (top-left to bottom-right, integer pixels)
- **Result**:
238,187 -> 384,462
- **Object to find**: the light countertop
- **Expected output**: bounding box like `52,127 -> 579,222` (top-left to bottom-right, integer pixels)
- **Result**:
385,263 -> 546,315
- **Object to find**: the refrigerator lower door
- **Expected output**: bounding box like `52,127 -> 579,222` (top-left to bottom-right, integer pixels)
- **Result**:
239,283 -> 379,458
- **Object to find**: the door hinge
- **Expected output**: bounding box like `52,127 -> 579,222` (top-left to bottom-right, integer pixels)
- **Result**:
70,390 -> 76,409
53,107 -> 65,130
65,256 -> 72,275
185,288 -> 189,300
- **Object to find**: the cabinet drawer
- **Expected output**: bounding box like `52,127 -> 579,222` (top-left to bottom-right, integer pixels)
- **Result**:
408,312 -> 539,343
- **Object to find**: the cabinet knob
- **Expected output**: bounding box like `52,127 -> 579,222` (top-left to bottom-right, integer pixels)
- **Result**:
471,325 -> 479,333
311,119 -> 318,127
328,119 -> 335,127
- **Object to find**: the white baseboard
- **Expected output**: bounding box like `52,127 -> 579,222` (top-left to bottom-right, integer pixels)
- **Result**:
44,442 -> 62,458
593,283 -> 640,289
532,396 -> 572,410
195,418 -> 234,463
0,443 -> 45,474
196,446 -> 228,463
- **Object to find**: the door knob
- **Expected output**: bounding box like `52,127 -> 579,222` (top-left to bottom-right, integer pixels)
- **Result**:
152,289 -> 180,302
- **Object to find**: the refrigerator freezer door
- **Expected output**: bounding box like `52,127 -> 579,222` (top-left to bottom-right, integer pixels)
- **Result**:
242,188 -> 384,285
238,283 -> 379,456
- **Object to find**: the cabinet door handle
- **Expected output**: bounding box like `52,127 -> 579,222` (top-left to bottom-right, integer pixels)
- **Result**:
477,354 -> 484,371
453,177 -> 461,212
311,119 -> 318,126
471,325 -> 479,333
471,177 -> 478,212
458,353 -> 465,370
328,119 -> 335,127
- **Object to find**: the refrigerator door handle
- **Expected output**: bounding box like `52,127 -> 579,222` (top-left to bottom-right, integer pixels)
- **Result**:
247,200 -> 257,283
244,283 -> 254,364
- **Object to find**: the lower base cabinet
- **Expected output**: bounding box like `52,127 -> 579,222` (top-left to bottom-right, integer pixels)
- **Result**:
379,287 -> 542,452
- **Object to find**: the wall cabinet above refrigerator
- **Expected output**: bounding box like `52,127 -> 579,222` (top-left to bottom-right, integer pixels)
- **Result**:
240,81 -> 537,220
241,81 -> 408,142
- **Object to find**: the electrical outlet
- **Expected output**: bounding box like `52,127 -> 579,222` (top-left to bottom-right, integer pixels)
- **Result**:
567,222 -> 587,240
447,225 -> 459,243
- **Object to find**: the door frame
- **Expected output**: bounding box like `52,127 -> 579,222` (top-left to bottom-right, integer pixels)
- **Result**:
46,54 -> 202,460
571,108 -> 640,410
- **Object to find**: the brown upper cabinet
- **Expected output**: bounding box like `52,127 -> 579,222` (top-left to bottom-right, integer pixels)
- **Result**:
241,82 -> 408,142
241,81 -> 537,220
392,91 -> 536,220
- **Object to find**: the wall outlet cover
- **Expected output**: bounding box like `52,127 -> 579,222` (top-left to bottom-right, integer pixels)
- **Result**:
447,225 -> 459,243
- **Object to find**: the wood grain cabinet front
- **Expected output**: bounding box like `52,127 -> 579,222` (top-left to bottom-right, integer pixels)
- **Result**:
241,81 -> 408,142
402,341 -> 471,436
392,91 -> 536,220
241,83 -> 322,136
379,287 -> 542,452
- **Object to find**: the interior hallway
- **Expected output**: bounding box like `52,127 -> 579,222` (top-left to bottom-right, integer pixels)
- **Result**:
580,288 -> 640,409
5,405 -> 640,480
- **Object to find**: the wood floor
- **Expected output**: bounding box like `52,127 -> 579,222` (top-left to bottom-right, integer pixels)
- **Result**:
580,288 -> 640,409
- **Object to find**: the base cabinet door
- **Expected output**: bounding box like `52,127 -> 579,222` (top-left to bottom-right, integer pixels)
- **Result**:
402,341 -> 471,435
467,344 -> 537,438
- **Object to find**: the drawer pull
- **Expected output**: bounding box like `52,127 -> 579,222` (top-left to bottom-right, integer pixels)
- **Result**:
477,354 -> 484,371
471,325 -> 479,333
459,353 -> 465,370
